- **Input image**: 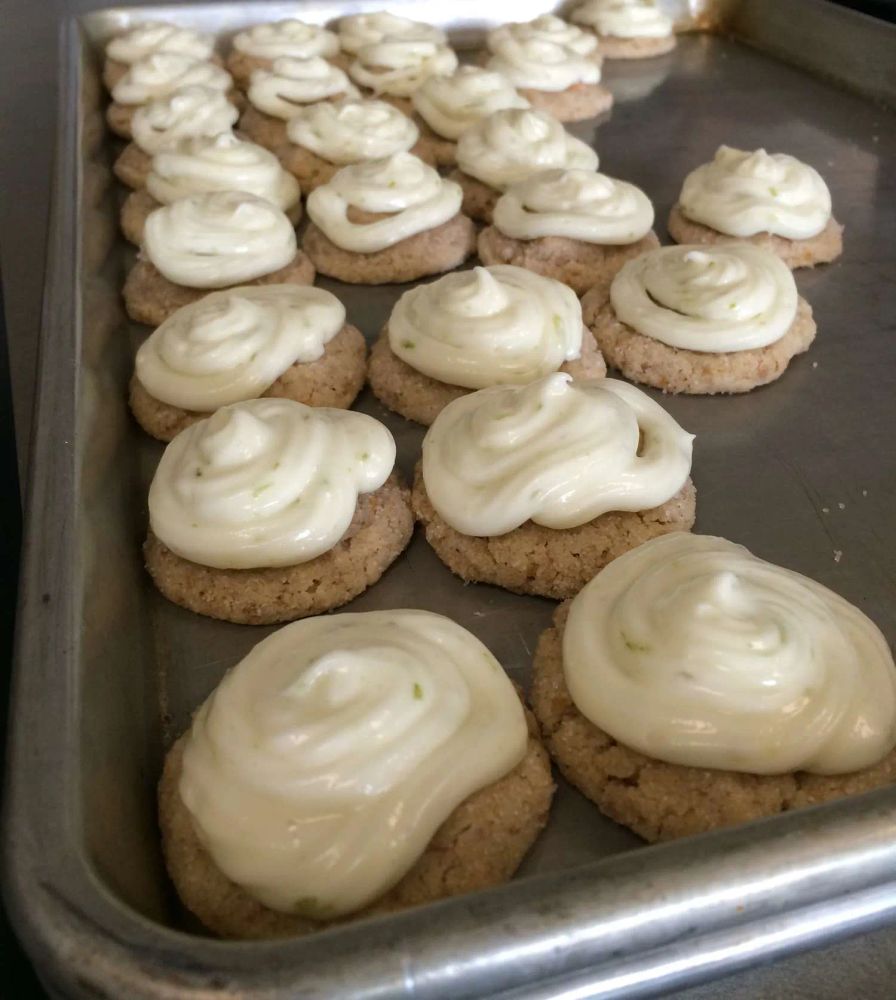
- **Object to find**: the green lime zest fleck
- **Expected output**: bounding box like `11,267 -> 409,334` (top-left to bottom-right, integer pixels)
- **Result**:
402,339 -> 415,349
360,451 -> 370,460
413,682 -> 423,700
195,467 -> 203,477
621,630 -> 651,653
253,483 -> 272,497
769,185 -> 779,196
552,314 -> 563,332
728,302 -> 737,310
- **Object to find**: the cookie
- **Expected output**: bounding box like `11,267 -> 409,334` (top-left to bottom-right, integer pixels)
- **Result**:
103,51 -> 225,92
238,104 -> 290,156
591,34 -> 676,59
517,83 -> 614,123
113,142 -> 154,189
449,168 -> 501,224
410,116 -> 458,168
106,89 -> 242,140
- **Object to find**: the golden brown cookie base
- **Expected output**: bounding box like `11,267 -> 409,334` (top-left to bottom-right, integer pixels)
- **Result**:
593,33 -> 677,60
450,169 -> 501,224
667,204 -> 844,269
129,323 -> 368,441
518,83 -> 614,124
123,253 -> 316,327
120,187 -> 303,247
581,287 -> 817,395
113,142 -> 153,189
145,472 -> 413,624
159,703 -> 554,939
412,116 -> 458,167
413,465 -> 696,599
531,602 -> 896,842
102,52 -> 225,92
368,324 -> 607,426
238,104 -> 289,155
302,212 -> 476,285
478,228 -> 660,297
107,88 -> 243,140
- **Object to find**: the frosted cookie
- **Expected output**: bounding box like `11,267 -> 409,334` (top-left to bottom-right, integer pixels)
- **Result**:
485,17 -> 610,123
282,98 -> 422,194
159,609 -> 553,938
668,145 -> 843,268
303,152 -> 475,285
130,285 -> 366,441
103,20 -> 217,91
227,19 -> 340,88
120,133 -> 302,246
479,168 -> 658,295
348,33 -> 458,115
531,533 -> 896,841
368,265 -> 607,425
570,0 -> 676,59
337,12 -> 447,58
411,67 -> 529,168
123,191 -> 314,327
582,243 -> 816,394
413,374 -> 695,598
144,399 -> 412,624
451,108 -> 598,223
107,53 -> 236,139
240,57 -> 359,155
113,86 -> 240,190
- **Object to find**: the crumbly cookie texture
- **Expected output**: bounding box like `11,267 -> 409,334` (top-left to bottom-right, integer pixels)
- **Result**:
411,117 -> 459,168
478,228 -> 660,297
159,703 -> 554,938
412,465 -> 695,599
145,472 -> 413,625
531,602 -> 896,842
302,210 -> 476,285
518,83 -> 613,123
123,254 -> 316,327
368,325 -> 607,426
449,169 -> 501,224
590,34 -> 676,60
238,105 -> 290,156
667,204 -> 844,269
113,143 -> 154,189
129,324 -> 367,442
581,285 -> 817,395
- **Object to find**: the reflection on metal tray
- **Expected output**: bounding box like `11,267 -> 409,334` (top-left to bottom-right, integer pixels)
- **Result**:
3,2 -> 896,998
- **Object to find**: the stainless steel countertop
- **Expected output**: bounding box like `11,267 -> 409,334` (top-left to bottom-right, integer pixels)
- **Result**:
2,1 -> 895,997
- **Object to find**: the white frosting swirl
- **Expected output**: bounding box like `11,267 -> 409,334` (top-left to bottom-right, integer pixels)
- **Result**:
349,37 -> 458,98
248,56 -> 358,118
306,152 -> 461,253
179,609 -> 527,916
610,244 -> 798,352
486,38 -> 600,93
135,285 -> 345,410
131,86 -> 239,155
679,145 -> 833,240
286,98 -> 418,165
232,19 -> 339,61
107,21 -> 215,64
494,168 -> 653,243
149,398 -> 395,569
564,533 -> 896,775
423,374 -> 693,536
571,0 -> 674,38
338,12 -> 447,55
487,15 -> 599,58
147,133 -> 300,210
111,53 -> 232,105
389,265 -> 583,389
412,67 -> 529,141
144,191 -> 297,289
456,108 -> 598,190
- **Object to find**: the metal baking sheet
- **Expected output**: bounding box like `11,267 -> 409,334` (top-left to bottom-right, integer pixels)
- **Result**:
3,2 -> 896,998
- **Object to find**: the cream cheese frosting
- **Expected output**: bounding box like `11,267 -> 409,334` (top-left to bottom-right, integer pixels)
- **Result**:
149,398 -> 395,569
422,374 -> 693,536
456,108 -> 598,191
493,168 -> 654,243
563,533 -> 896,775
338,12 -> 447,55
571,0 -> 674,39
306,152 -> 461,252
146,133 -> 300,210
135,285 -> 345,410
131,86 -> 239,155
286,98 -> 419,165
610,243 -> 798,352
486,38 -> 601,93
178,609 -> 527,916
143,191 -> 297,288
412,66 -> 529,142
111,53 -> 232,105
232,19 -> 339,61
487,14 -> 599,58
678,145 -> 833,240
107,21 -> 215,64
248,56 -> 358,118
389,265 -> 583,389
349,36 -> 458,98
